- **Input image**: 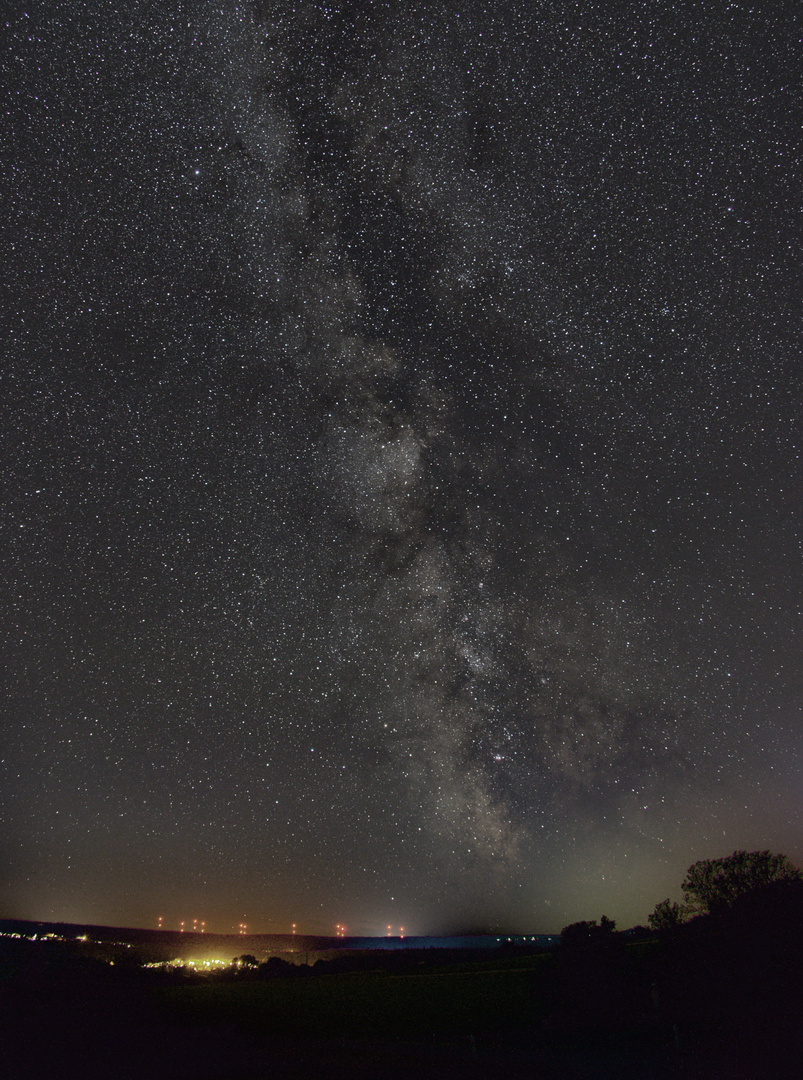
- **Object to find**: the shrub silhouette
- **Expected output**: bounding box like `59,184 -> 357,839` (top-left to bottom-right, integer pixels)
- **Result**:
647,898 -> 686,933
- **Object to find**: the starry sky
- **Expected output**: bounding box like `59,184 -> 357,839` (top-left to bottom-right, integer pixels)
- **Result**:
2,0 -> 801,936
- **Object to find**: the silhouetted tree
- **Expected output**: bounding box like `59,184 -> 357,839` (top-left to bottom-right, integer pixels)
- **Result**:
648,898 -> 686,932
259,956 -> 293,977
653,872 -> 803,1074
560,920 -> 596,948
560,916 -> 616,948
561,915 -> 617,950
557,915 -> 627,1025
682,850 -> 802,915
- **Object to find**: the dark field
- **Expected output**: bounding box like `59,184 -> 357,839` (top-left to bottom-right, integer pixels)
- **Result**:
2,910 -> 801,1079
1,946 -> 667,1079
152,956 -> 553,1044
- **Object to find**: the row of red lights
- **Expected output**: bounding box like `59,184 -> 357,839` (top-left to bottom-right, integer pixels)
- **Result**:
156,918 -> 405,937
157,916 -> 206,934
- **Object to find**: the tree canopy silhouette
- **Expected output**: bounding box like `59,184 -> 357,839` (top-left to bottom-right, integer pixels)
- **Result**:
682,849 -> 802,916
648,898 -> 686,932
560,915 -> 616,948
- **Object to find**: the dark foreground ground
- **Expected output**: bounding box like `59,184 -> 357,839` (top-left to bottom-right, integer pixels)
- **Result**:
0,963 -> 673,1080
2,893 -> 802,1080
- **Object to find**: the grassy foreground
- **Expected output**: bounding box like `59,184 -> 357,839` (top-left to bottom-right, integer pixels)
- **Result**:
153,957 -> 554,1045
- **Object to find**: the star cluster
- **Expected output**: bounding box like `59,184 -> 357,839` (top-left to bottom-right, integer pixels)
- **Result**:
2,1 -> 800,934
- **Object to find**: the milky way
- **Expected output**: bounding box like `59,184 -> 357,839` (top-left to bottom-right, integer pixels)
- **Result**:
2,1 -> 801,933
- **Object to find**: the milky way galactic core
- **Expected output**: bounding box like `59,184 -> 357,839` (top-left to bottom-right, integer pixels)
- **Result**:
2,1 -> 801,934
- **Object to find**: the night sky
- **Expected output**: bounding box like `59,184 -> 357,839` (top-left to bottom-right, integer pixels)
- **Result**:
2,1 -> 801,936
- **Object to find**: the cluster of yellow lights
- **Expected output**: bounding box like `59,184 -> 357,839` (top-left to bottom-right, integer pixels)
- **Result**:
143,958 -> 228,970
386,926 -> 406,938
238,923 -> 248,935
335,924 -> 346,938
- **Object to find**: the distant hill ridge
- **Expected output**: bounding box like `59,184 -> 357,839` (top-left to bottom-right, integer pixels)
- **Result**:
0,917 -> 557,952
